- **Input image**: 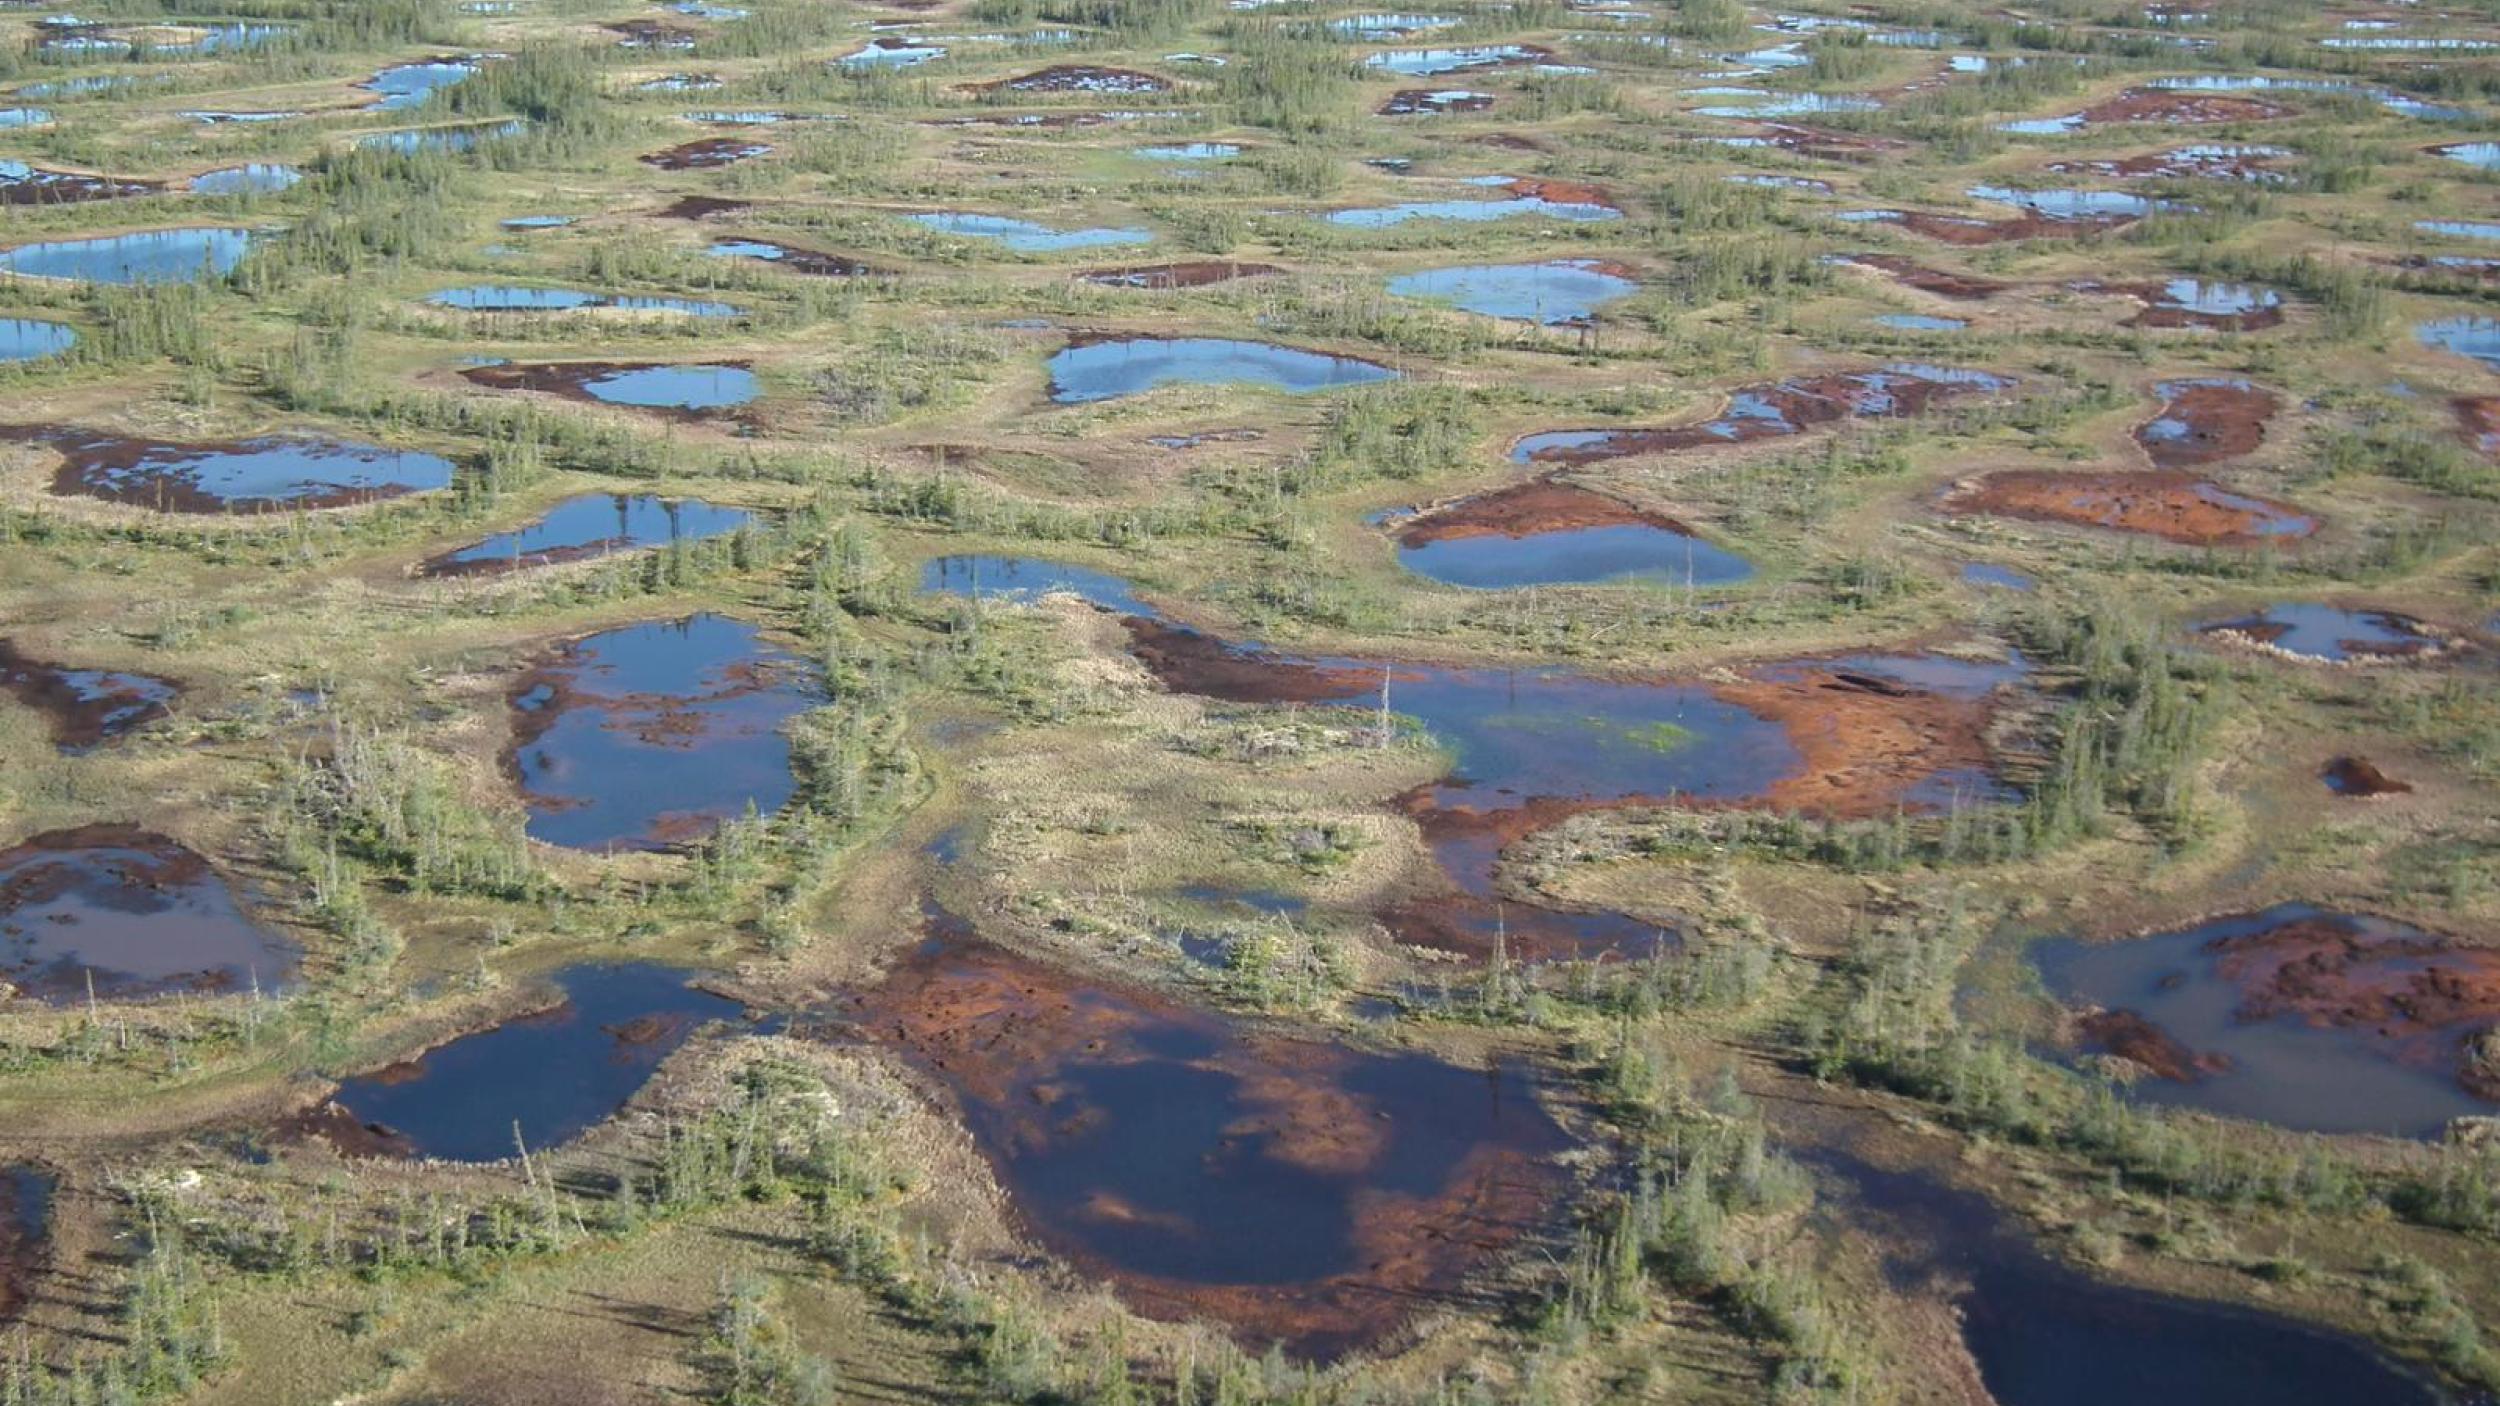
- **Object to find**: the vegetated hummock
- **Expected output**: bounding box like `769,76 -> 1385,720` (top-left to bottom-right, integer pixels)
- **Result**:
1,0 -> 2498,1402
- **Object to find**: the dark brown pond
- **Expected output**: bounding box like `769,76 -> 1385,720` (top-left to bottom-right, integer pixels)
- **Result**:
0,640 -> 179,752
2038,905 -> 2500,1137
0,1166 -> 51,1325
925,558 -> 2019,961
4,426 -> 456,513
504,615 -> 816,851
835,900 -> 1574,1357
308,962 -> 748,1162
0,825 -> 296,1002
1807,1145 -> 2449,1405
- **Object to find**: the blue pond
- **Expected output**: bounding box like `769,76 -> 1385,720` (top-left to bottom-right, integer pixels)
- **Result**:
1363,45 -> 1540,75
355,121 -> 522,154
0,319 -> 75,364
426,285 -> 741,316
429,494 -> 756,574
908,212 -> 1152,251
0,110 -> 50,129
1967,185 -> 2169,219
1329,13 -> 1456,38
1134,142 -> 1241,162
363,60 -> 479,112
1961,562 -> 2034,592
2418,316 -> 2500,371
1046,337 -> 1398,402
582,364 -> 759,410
2437,142 -> 2500,170
188,164 -> 301,195
31,432 -> 457,512
919,555 -> 1154,615
1327,186 -> 1621,228
1693,91 -> 1879,118
507,614 -> 815,850
2417,220 -> 2500,243
326,963 -> 748,1161
2152,279 -> 2277,317
1385,259 -> 1637,323
1877,313 -> 1967,331
0,228 -> 252,284
1399,523 -> 1750,590
2198,603 -> 2433,661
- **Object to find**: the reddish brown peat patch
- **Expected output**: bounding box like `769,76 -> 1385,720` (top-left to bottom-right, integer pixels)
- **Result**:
1945,470 -> 2315,546
2454,397 -> 2500,457
1396,481 -> 1693,547
2324,756 -> 2414,797
2216,916 -> 2500,1101
1835,252 -> 2007,301
2077,1008 -> 2235,1082
2133,379 -> 2278,468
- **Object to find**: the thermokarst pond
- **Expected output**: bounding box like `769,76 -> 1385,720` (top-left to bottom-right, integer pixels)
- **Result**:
423,494 -> 756,576
0,825 -> 296,1003
0,228 -> 253,284
187,163 -> 302,195
1387,482 -> 1754,589
3,426 -> 456,513
361,59 -> 479,111
1326,177 -> 1622,226
312,963 -> 748,1161
1812,1145 -> 2451,1405
905,211 -> 1154,251
2197,603 -> 2443,661
1384,258 -> 1638,323
459,361 -> 761,414
503,614 -> 816,851
425,285 -> 741,317
1044,337 -> 1399,402
0,641 -> 178,751
2036,906 -> 2500,1138
0,320 -> 74,364
0,1166 -> 49,1327
831,900 -> 1574,1357
923,556 -> 2017,960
